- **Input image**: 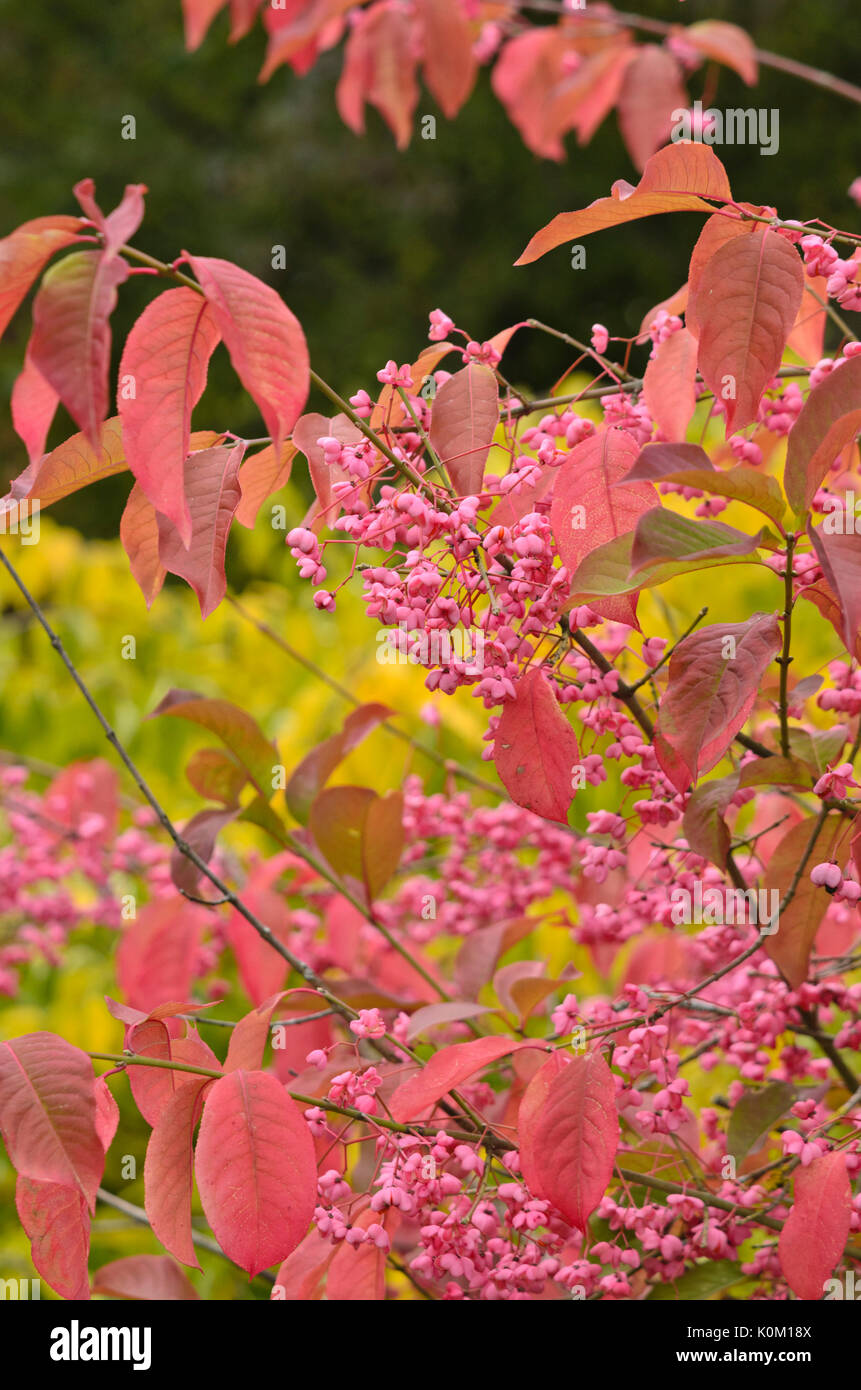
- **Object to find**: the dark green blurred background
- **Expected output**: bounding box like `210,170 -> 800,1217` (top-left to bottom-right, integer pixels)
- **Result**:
0,0 -> 858,537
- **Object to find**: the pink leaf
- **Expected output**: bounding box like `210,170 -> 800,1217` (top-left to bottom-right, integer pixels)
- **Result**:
326,1206 -> 397,1300
778,1152 -> 851,1300
655,612 -> 783,792
121,484 -> 166,608
225,991 -> 287,1072
388,1036 -> 529,1122
126,1022 -> 221,1128
292,411 -> 360,517
517,1049 -> 571,1196
518,1049 -> 618,1229
784,357 -> 861,517
235,441 -> 296,528
186,254 -> 309,448
688,225 -> 803,433
144,1079 -> 211,1269
118,287 -> 221,545
428,363 -> 498,497
29,250 -> 129,446
335,2 -> 419,150
11,352 -> 59,463
0,214 -> 83,344
271,1227 -> 337,1300
116,900 -> 208,1013
73,180 -> 147,259
808,522 -> 861,653
685,20 -> 758,85
195,1070 -> 317,1276
93,1077 -> 120,1154
169,806 -> 238,896
16,1178 -> 91,1300
550,428 -> 657,627
493,667 -> 579,823
91,1254 -> 199,1300
157,442 -> 245,618
642,327 -> 698,442
0,1033 -> 103,1208
416,0 -> 476,119
617,46 -> 687,173
404,1001 -> 492,1042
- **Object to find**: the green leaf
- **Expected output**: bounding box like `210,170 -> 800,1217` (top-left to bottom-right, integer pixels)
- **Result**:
649,1261 -> 746,1300
682,774 -> 739,868
630,509 -> 768,576
566,530 -> 759,602
727,1081 -> 797,1161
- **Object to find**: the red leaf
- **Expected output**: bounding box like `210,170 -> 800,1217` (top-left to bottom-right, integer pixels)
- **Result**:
286,703 -> 394,823
404,1001 -> 493,1042
655,612 -> 782,792
144,1079 -> 211,1269
388,1036 -> 529,1122
784,357 -> 861,517
157,442 -> 245,618
169,806 -> 238,896
642,327 -> 698,442
550,428 -> 657,627
235,441 -> 296,528
94,1076 -> 120,1154
225,857 -> 297,1005
428,363 -> 498,497
809,522 -> 861,653
116,900 -> 208,1013
118,287 -> 221,544
686,213 -> 756,339
617,46 -> 687,173
0,1033 -> 103,1207
326,1206 -> 397,1299
225,991 -> 287,1073
518,1049 -> 618,1229
336,1 -> 419,150
688,225 -> 803,433
764,814 -> 844,989
121,484 -> 166,608
0,214 -> 83,344
29,250 -> 128,446
685,20 -> 758,85
186,255 -> 309,447
517,143 -> 732,265
517,1049 -> 571,1196
493,667 -> 579,823
454,918 -> 536,999
11,352 -> 58,463
195,1070 -> 317,1276
417,0 -> 476,119
16,1178 -> 90,1299
182,0 -> 228,49
91,1254 -> 199,1300
778,1152 -> 851,1300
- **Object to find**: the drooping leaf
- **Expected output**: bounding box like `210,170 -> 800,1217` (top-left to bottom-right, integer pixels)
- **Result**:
727,1082 -> 797,1161
518,1049 -> 618,1230
617,46 -> 687,173
16,1178 -> 91,1300
688,225 -> 804,433
29,250 -> 129,446
144,1079 -> 211,1269
181,0 -> 227,49
764,814 -> 846,988
682,774 -> 739,869
73,180 -> 146,259
453,917 -> 536,1000
654,612 -> 782,792
649,1261 -> 746,1301
185,747 -> 247,806
157,442 -> 245,619
404,1001 -> 492,1042
623,442 -> 787,529
186,254 -> 309,448
784,358 -> 861,517
1,417 -> 126,522
493,667 -> 579,824
335,1 -> 419,150
416,0 -> 477,119
326,1206 -> 397,1300
388,1036 -> 531,1122
285,703 -> 394,824
630,509 -> 768,576
778,1153 -> 851,1301
0,214 -> 83,344
169,806 -> 238,897
685,20 -> 758,84
809,522 -> 861,653
0,1033 -> 102,1207
121,484 -> 166,608
150,691 -> 278,798
516,143 -> 732,265
115,900 -> 209,1013
235,441 -> 296,528
428,363 -> 498,498
271,1227 -> 337,1301
195,1069 -> 317,1277
126,1023 -> 221,1130
225,991 -> 287,1073
118,287 -> 221,545
550,428 -> 658,627
642,327 -> 698,442
291,412 -> 358,519
91,1254 -> 200,1300
11,352 -> 58,463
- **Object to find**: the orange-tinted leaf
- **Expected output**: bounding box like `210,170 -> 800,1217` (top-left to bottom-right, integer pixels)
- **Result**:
642,327 -> 698,441
0,214 -> 83,344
